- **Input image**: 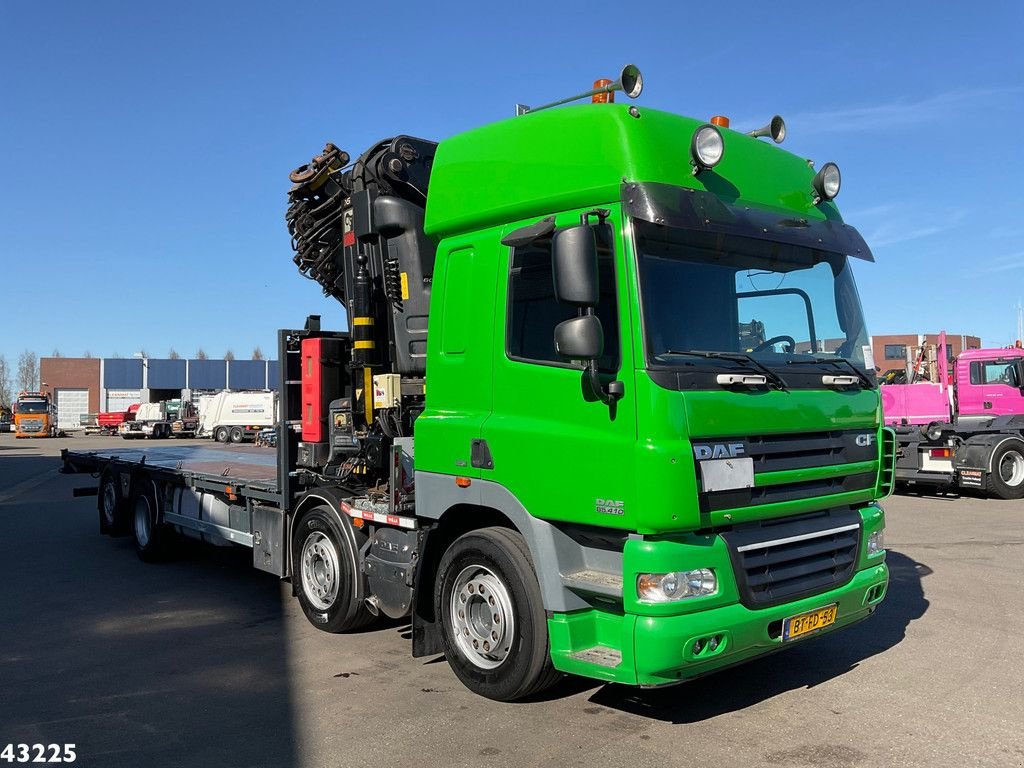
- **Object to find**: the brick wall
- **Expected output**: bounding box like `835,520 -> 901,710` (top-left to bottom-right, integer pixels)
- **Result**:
39,358 -> 100,413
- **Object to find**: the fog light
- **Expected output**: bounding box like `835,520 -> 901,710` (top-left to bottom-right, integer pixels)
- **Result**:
867,530 -> 886,557
637,569 -> 717,602
690,125 -> 724,172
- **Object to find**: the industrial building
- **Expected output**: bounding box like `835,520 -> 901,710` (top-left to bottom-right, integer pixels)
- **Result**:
872,333 -> 981,376
38,356 -> 279,430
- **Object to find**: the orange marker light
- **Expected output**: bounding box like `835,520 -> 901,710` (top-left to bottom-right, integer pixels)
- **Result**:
711,115 -> 730,128
456,476 -> 472,488
592,79 -> 613,103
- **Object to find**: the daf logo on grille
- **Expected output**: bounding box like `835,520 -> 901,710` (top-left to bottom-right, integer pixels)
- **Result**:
693,442 -> 746,460
855,433 -> 875,447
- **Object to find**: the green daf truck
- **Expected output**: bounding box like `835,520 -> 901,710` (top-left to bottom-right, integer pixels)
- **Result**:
63,66 -> 894,701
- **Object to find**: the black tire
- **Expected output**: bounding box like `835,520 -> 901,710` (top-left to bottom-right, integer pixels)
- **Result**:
229,426 -> 244,444
130,479 -> 169,562
214,426 -> 229,443
98,470 -> 128,535
292,505 -> 374,633
435,527 -> 560,701
988,442 -> 1024,499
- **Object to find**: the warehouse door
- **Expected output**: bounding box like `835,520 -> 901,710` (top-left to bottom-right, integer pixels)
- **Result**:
106,389 -> 141,412
55,388 -> 89,430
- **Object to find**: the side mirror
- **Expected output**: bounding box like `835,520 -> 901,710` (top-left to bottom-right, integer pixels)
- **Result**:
552,225 -> 599,305
554,314 -> 604,361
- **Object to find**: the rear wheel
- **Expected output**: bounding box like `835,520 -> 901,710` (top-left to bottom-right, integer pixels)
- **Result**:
292,505 -> 374,633
214,426 -> 229,443
989,443 -> 1024,499
229,426 -> 244,443
435,527 -> 559,701
98,470 -> 128,535
130,480 -> 169,562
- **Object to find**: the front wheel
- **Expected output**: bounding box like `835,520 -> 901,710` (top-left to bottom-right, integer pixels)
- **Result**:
989,443 -> 1024,499
435,527 -> 559,701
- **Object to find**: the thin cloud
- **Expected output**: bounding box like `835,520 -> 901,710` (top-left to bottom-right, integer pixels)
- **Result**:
865,207 -> 967,248
783,86 -> 1021,135
979,251 -> 1024,273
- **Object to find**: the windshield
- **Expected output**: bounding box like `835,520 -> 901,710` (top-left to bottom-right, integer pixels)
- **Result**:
17,400 -> 49,414
635,220 -> 871,372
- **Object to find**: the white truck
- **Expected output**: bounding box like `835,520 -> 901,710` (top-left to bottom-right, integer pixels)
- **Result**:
119,402 -> 172,440
198,390 -> 276,443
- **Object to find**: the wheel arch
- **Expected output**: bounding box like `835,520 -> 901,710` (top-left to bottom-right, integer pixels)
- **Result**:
413,473 -> 596,626
290,488 -> 365,603
985,435 -> 1024,473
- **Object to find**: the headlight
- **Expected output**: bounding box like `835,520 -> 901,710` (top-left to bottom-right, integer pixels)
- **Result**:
690,125 -> 724,172
637,569 -> 717,602
867,529 -> 886,556
812,162 -> 841,202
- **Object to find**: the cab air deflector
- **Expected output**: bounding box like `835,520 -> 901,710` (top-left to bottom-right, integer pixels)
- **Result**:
622,182 -> 874,262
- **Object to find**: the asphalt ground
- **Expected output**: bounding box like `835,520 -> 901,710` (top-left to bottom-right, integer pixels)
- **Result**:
0,433 -> 1022,768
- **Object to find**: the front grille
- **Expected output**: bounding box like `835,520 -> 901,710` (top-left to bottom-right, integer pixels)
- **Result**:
696,429 -> 878,513
722,508 -> 861,608
701,472 -> 875,512
745,429 -> 876,472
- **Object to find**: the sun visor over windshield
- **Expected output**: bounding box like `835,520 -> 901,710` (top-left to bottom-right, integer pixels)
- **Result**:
622,182 -> 874,262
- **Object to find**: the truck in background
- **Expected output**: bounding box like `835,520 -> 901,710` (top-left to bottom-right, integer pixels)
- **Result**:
63,66 -> 893,700
93,403 -> 140,435
198,390 -> 276,443
882,331 -> 1024,498
14,391 -> 58,438
120,399 -> 200,440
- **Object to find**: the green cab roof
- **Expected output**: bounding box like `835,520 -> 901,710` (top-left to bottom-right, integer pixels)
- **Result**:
423,103 -> 841,240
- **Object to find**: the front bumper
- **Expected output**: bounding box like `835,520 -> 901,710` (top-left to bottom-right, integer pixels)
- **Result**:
631,563 -> 888,685
549,563 -> 889,687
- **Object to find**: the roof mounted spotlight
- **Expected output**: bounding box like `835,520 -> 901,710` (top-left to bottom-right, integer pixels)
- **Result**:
748,115 -> 786,144
690,124 -> 724,174
812,162 -> 841,203
516,64 -> 643,116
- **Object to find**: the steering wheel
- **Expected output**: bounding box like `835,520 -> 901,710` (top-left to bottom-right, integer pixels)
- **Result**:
750,335 -> 796,354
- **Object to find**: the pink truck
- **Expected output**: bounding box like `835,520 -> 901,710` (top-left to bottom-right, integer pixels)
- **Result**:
882,332 -> 1024,498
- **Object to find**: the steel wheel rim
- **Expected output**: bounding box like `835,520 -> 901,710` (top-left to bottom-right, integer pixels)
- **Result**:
301,532 -> 340,611
102,482 -> 117,525
134,496 -> 151,547
999,451 -> 1024,486
450,565 -> 515,670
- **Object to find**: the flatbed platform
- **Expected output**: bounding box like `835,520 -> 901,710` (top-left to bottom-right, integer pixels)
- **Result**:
62,444 -> 280,494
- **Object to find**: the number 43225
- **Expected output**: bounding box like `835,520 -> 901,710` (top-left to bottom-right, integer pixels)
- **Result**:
0,745 -> 76,763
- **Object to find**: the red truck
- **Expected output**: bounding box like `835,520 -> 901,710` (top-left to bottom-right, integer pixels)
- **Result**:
882,332 -> 1024,498
96,404 -> 139,435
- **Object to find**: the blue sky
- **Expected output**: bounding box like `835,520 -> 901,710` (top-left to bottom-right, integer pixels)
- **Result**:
1,0 -> 1022,367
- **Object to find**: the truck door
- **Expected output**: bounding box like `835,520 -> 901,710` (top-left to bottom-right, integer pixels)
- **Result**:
482,209 -> 637,529
968,358 -> 1024,416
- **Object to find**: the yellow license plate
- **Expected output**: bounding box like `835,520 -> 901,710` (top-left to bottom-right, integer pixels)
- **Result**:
782,604 -> 838,641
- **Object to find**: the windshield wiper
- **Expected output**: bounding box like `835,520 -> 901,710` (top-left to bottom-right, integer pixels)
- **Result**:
657,350 -> 788,391
785,356 -> 875,389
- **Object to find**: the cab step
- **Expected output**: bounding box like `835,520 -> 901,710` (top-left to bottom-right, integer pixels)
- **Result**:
562,569 -> 623,599
569,645 -> 622,668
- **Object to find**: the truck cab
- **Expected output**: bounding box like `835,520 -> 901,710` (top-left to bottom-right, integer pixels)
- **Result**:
884,343 -> 1024,497
14,392 -> 56,438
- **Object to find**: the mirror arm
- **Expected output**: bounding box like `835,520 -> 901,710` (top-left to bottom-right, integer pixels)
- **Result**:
586,361 -> 623,404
